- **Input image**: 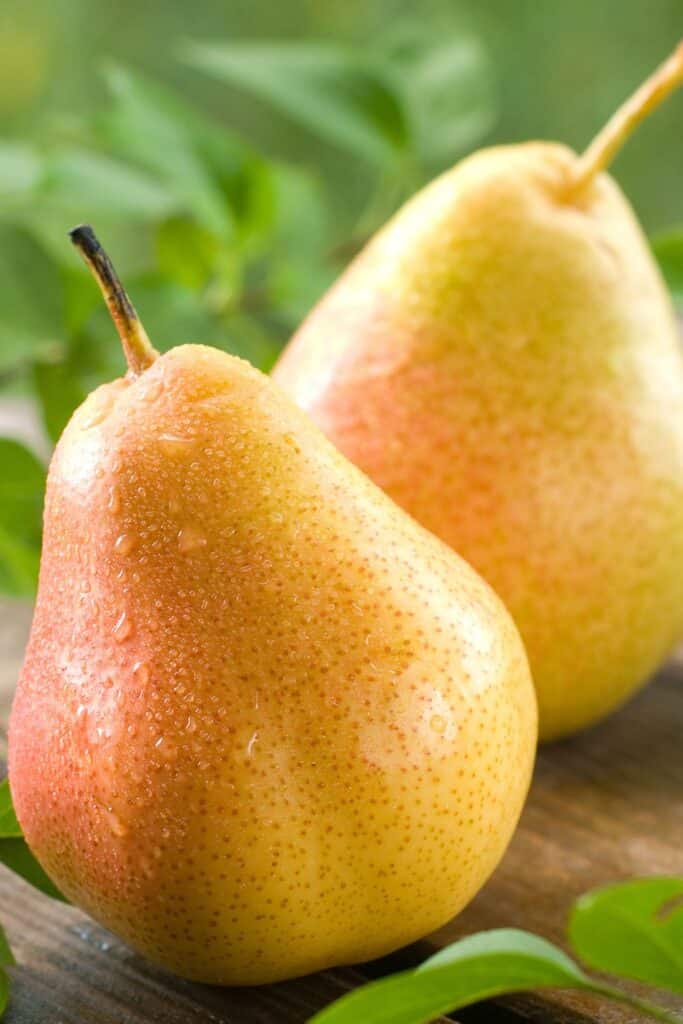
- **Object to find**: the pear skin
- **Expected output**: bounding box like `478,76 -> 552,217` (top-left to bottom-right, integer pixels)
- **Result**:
9,229 -> 536,985
274,44 -> 683,741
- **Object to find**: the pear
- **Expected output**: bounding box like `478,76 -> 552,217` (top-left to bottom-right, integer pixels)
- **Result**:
274,43 -> 683,742
8,227 -> 536,985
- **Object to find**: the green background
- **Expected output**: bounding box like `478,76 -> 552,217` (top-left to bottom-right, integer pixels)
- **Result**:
2,0 -> 682,230
0,0 -> 681,597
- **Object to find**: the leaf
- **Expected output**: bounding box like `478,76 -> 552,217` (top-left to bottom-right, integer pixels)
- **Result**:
0,921 -> 15,1019
265,164 -> 335,325
63,266 -> 103,335
383,31 -> 497,169
419,929 -> 585,977
101,64 -> 266,242
0,779 -> 65,902
34,357 -> 87,444
569,877 -> 683,994
0,837 -> 65,902
0,923 -> 14,968
0,225 -> 64,374
100,65 -> 233,238
651,230 -> 683,306
190,131 -> 269,244
41,148 -> 176,222
0,526 -> 40,599
0,142 -> 42,208
183,41 -> 408,165
0,439 -> 45,597
0,781 -> 22,839
0,967 -> 9,1017
0,439 -> 45,538
156,217 -> 222,291
308,929 -> 592,1024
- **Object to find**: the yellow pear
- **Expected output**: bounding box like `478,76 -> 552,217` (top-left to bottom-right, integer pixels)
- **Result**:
9,228 -> 536,984
274,43 -> 683,741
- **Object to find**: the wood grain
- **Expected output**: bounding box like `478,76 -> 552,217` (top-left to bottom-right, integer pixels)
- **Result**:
0,594 -> 681,1022
1,871 -> 359,1023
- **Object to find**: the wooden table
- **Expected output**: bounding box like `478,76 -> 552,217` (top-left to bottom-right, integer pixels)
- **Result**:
0,596 -> 681,1023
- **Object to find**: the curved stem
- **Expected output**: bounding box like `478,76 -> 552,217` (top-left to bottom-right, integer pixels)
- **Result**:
569,40 -> 683,196
69,225 -> 158,377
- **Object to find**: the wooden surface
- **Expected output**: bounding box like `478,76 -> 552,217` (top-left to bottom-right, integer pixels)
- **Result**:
437,650 -> 683,1022
0,596 -> 681,1023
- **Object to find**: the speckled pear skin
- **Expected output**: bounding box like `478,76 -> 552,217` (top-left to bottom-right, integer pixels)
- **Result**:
9,346 -> 535,985
274,142 -> 683,742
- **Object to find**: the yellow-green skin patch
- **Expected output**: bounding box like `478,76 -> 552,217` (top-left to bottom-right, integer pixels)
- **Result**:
275,143 -> 683,741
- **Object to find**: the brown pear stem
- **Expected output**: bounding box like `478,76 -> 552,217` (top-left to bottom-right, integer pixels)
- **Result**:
69,225 -> 158,377
569,40 -> 683,195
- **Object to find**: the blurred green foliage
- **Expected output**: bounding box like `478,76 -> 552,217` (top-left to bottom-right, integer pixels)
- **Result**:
0,1 -> 681,597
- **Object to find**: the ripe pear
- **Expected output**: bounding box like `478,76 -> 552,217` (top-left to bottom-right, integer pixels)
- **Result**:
274,43 -> 683,741
9,228 -> 536,985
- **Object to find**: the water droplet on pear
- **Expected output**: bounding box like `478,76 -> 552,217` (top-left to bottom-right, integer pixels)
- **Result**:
114,533 -> 137,556
178,527 -> 207,554
113,611 -> 133,643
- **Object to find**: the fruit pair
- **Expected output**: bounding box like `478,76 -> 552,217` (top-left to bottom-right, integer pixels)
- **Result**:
8,43 -> 683,986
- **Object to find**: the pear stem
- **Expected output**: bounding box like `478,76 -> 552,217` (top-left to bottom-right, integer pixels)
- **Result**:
569,40 -> 683,195
69,225 -> 158,377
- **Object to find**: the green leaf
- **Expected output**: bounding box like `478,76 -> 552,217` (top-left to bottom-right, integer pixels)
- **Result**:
0,779 -> 65,902
0,439 -> 45,597
569,877 -> 683,994
0,225 -> 64,374
308,929 -> 592,1024
0,968 -> 9,1017
0,526 -> 40,598
100,64 -> 265,242
383,31 -> 497,169
0,923 -> 14,968
0,871 -> 14,1014
41,148 -> 176,222
190,133 -> 269,244
0,142 -> 42,209
0,921 -> 14,1019
63,266 -> 102,335
156,216 -> 222,291
0,439 -> 45,538
34,357 -> 87,444
651,230 -> 683,306
266,164 -> 335,325
0,837 -> 65,902
100,65 -> 233,238
183,41 -> 408,165
0,781 -> 22,839
419,929 -> 585,977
